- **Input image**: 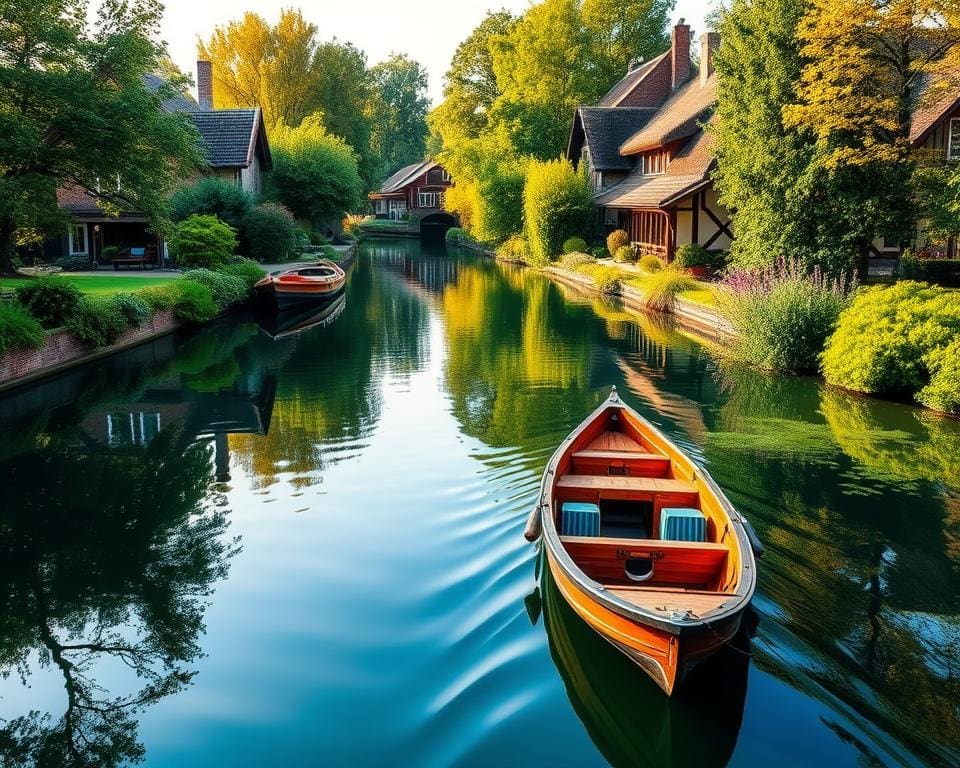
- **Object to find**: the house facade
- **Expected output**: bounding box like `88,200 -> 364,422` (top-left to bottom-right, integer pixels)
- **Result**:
41,61 -> 272,267
370,161 -> 452,221
567,22 -> 730,261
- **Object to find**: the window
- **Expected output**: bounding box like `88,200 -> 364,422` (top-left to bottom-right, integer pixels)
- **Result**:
642,150 -> 666,175
949,118 -> 960,161
418,191 -> 441,208
441,169 -> 451,182
389,199 -> 407,220
68,223 -> 88,255
107,412 -> 161,447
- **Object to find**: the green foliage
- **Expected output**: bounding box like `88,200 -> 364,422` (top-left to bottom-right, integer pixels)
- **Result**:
822,283 -> 960,413
0,301 -> 45,356
15,277 -> 82,329
243,203 -> 299,263
169,177 -> 254,231
615,245 -> 637,263
111,292 -> 152,327
100,246 -> 120,262
637,253 -> 663,272
169,215 -> 237,269
918,339 -> 960,414
0,0 -> 203,271
607,229 -> 630,257
136,283 -> 180,312
899,254 -> 960,287
674,243 -> 711,268
496,234 -> 532,263
218,260 -> 267,289
171,281 -> 219,324
589,245 -> 608,259
66,297 -> 128,348
183,269 -> 249,310
560,251 -> 596,269
367,54 -> 431,181
266,114 -> 364,224
563,236 -> 588,254
576,263 -> 622,294
523,158 -> 592,266
52,255 -> 91,271
636,268 -> 698,312
721,263 -> 851,373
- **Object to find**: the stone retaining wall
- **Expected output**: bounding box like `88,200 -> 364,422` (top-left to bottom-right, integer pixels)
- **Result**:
0,310 -> 182,392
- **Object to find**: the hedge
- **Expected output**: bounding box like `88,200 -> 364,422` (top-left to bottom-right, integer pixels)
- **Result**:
0,301 -> 45,356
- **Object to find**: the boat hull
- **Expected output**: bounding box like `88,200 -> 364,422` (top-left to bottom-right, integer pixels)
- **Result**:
546,545 -> 745,694
256,281 -> 345,309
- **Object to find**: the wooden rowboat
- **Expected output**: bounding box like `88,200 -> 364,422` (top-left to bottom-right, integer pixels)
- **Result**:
525,386 -> 759,695
254,260 -> 346,309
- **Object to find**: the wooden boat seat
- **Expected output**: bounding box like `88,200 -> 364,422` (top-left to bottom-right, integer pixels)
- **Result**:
605,585 -> 735,617
571,449 -> 671,477
559,536 -> 728,589
557,474 -> 698,501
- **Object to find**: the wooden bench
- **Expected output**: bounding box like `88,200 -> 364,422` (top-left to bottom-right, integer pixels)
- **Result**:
113,247 -> 156,270
560,535 -> 728,588
571,449 -> 671,477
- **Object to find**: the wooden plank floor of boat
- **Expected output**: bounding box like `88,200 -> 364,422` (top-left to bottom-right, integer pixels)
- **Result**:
585,431 -> 652,452
605,586 -> 734,616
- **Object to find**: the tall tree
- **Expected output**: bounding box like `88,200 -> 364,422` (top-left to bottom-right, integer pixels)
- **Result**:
0,0 -> 202,272
581,0 -> 674,89
366,54 -> 430,181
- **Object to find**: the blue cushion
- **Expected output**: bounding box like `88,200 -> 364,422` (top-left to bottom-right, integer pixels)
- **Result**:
130,247 -> 145,257
561,502 -> 601,537
660,507 -> 707,542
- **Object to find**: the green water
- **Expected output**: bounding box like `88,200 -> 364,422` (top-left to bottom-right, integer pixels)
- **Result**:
0,239 -> 958,767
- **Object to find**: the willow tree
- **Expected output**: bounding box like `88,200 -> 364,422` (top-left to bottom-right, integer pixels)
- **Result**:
0,0 -> 201,273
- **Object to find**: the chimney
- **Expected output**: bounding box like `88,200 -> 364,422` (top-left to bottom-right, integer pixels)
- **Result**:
670,20 -> 691,91
197,60 -> 213,110
700,32 -> 720,86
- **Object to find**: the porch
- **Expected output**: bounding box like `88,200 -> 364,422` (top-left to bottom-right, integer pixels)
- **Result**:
42,217 -> 167,270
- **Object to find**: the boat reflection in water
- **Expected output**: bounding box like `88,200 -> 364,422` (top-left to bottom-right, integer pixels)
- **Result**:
541,566 -> 749,768
257,293 -> 347,340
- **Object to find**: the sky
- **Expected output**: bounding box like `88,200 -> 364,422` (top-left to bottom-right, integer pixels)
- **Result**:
155,0 -> 713,105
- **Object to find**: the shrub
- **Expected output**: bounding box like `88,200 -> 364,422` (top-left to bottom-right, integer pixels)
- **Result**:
918,338 -> 960,413
243,203 -> 298,263
563,236 -> 588,254
15,277 -> 82,329
172,281 -> 219,324
0,301 -> 45,356
822,282 -> 960,407
560,252 -> 596,270
52,255 -> 91,271
473,161 -> 527,243
335,230 -> 358,245
589,245 -> 608,259
899,253 -> 960,287
169,177 -> 255,236
446,227 -> 476,247
591,265 -> 622,295
721,258 -> 852,374
637,268 -> 699,313
136,283 -> 181,312
497,235 -> 531,263
66,296 -> 127,348
100,246 -> 119,262
612,245 -> 634,264
674,244 -> 711,269
308,230 -> 330,246
607,229 -> 629,257
169,215 -> 237,269
638,254 -> 663,273
523,158 -> 592,266
111,292 -> 152,327
183,268 -> 249,310
219,259 -> 266,289
318,244 -> 339,261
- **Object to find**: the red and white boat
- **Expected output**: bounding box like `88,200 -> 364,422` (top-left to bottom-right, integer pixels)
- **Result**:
255,260 -> 346,309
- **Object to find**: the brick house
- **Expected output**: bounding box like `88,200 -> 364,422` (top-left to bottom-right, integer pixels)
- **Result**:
369,160 -> 453,221
42,61 -> 272,268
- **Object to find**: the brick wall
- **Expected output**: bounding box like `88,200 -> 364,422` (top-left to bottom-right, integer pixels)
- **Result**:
618,56 -> 673,109
0,310 -> 180,389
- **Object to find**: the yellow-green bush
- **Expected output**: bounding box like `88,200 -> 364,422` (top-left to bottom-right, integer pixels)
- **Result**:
822,282 -> 960,414
606,229 -> 629,257
522,158 -> 592,266
574,263 -> 621,295
638,254 -> 663,273
563,236 -> 588,254
169,214 -> 237,269
614,245 -> 635,263
635,268 -> 698,312
560,252 -> 595,270
496,235 -> 531,263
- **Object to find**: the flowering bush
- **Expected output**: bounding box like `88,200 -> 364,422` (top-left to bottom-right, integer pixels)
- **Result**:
720,257 -> 853,373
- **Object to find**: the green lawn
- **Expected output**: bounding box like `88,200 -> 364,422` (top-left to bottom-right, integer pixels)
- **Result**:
0,274 -> 177,296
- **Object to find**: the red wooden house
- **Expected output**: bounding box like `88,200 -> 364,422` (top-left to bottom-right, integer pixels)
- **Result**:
370,160 -> 452,221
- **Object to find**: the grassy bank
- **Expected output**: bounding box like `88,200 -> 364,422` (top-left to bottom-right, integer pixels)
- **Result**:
1,274 -> 177,296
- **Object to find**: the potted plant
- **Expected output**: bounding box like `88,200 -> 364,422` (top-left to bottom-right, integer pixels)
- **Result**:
673,244 -> 711,277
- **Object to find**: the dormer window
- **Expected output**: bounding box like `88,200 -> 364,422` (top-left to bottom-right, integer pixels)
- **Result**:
949,118 -> 960,161
642,150 -> 667,175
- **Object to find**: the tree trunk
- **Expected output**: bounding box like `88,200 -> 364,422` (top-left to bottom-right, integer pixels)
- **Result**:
0,213 -> 18,275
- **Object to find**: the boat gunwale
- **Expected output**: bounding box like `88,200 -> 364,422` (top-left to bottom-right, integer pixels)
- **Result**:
538,389 -> 757,635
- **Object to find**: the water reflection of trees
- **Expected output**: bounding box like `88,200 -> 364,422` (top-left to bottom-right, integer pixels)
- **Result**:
0,430 -> 235,767
703,368 -> 960,763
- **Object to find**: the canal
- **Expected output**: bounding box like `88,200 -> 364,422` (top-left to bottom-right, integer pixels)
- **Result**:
0,238 -> 958,767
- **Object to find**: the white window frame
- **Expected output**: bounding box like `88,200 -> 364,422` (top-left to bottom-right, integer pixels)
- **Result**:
388,199 -> 407,220
948,118 -> 960,161
418,191 -> 440,208
441,169 -> 451,182
68,223 -> 88,255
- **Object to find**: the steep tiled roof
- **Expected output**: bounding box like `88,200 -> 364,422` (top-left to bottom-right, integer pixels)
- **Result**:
379,160 -> 437,193
144,73 -> 198,113
594,129 -> 716,209
599,54 -> 667,107
910,71 -> 960,144
187,109 -> 264,168
574,107 -> 657,170
620,75 -> 717,155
